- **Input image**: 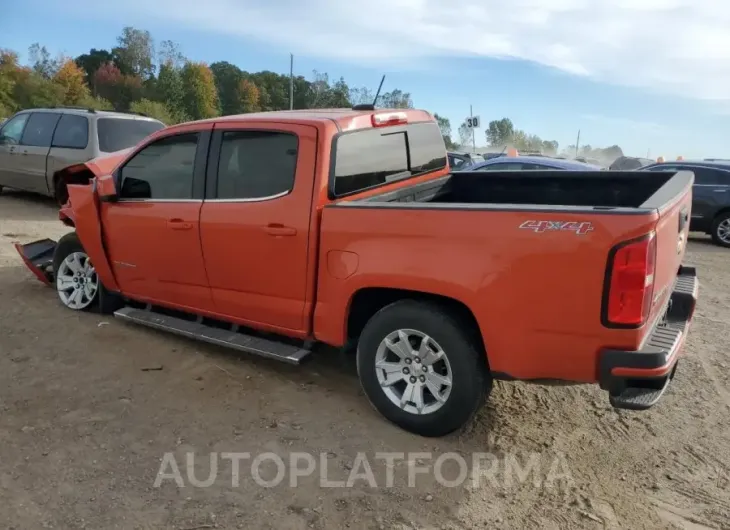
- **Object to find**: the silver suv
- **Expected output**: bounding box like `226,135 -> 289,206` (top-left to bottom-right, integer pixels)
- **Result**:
0,107 -> 165,204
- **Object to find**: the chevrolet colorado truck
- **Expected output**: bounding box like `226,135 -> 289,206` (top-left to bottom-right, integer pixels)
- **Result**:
15,107 -> 699,437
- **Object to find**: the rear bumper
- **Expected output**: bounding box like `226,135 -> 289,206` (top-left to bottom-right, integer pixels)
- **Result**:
598,265 -> 698,410
14,238 -> 57,285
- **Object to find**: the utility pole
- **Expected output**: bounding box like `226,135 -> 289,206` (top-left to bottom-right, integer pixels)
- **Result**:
575,130 -> 581,158
289,53 -> 294,111
470,104 -> 476,153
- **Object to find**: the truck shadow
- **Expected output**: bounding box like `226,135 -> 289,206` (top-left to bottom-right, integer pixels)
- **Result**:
4,262 -> 504,449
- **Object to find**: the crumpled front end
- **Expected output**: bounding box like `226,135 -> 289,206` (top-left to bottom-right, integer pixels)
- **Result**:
17,150 -> 126,286
14,238 -> 57,285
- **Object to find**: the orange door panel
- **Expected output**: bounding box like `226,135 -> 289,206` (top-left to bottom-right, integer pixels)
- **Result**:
199,122 -> 318,333
102,201 -> 213,310
100,127 -> 215,312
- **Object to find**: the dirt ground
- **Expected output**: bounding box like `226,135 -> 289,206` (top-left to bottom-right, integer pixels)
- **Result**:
1,190 -> 729,530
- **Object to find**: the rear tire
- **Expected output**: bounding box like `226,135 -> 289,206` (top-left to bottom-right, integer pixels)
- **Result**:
710,212 -> 730,248
356,300 -> 491,437
52,232 -> 123,314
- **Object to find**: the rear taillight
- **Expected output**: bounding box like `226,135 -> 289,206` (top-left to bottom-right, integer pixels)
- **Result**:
604,233 -> 656,327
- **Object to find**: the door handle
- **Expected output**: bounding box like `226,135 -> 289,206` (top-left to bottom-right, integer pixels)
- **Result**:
20,150 -> 28,156
264,224 -> 296,236
167,219 -> 193,230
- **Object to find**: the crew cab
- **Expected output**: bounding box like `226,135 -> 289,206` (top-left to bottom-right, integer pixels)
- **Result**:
15,107 -> 699,437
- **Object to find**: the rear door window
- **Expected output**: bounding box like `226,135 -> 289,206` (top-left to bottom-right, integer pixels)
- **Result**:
332,122 -> 446,197
692,167 -> 728,185
97,118 -> 165,153
215,130 -> 298,199
20,112 -> 60,147
52,114 -> 89,149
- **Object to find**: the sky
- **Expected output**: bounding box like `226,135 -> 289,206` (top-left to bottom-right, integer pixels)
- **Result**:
2,0 -> 729,159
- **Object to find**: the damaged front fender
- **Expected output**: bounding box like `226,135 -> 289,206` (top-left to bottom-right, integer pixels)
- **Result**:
18,150 -> 127,289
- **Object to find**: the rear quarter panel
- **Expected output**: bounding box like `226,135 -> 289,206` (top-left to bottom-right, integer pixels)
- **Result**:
314,205 -> 659,382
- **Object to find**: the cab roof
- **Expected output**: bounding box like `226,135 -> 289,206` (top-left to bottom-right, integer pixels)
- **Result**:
168,108 -> 435,133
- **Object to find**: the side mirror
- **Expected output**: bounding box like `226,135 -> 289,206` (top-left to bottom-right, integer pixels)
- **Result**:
97,174 -> 119,203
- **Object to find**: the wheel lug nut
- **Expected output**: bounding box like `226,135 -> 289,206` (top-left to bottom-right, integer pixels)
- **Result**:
410,376 -> 417,384
403,367 -> 410,374
414,357 -> 421,363
405,358 -> 412,364
419,375 -> 426,382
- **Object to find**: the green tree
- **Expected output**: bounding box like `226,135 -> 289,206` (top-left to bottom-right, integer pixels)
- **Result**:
458,121 -> 472,148
235,79 -> 260,113
378,89 -> 413,109
349,87 -> 374,106
542,140 -> 559,154
181,61 -> 219,119
74,48 -> 114,91
158,40 -> 185,69
113,27 -> 155,79
28,43 -> 61,79
433,113 -> 457,150
486,118 -> 515,147
0,50 -> 21,115
130,98 -> 176,124
210,61 -> 244,115
157,63 -> 186,119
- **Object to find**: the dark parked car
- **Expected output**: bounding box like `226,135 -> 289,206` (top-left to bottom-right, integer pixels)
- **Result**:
447,151 -> 485,170
468,155 -> 603,171
642,160 -> 730,247
609,156 -> 653,170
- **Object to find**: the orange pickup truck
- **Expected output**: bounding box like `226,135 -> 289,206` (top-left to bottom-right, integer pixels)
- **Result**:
16,107 -> 699,437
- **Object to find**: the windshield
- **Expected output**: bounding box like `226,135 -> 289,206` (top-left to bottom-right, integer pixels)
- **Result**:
97,118 -> 165,153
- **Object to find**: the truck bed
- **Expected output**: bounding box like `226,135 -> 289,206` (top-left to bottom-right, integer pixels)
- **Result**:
355,170 -> 689,211
319,168 -> 694,383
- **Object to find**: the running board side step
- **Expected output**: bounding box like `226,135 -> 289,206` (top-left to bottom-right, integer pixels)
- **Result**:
113,306 -> 312,365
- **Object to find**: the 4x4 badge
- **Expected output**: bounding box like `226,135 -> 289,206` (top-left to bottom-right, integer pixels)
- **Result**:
519,220 -> 594,235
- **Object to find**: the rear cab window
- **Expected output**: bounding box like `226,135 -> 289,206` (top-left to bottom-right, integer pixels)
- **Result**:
331,122 -> 446,197
97,118 -> 165,153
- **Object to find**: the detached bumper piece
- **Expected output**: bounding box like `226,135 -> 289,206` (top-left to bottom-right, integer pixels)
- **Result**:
599,266 -> 699,411
14,238 -> 58,285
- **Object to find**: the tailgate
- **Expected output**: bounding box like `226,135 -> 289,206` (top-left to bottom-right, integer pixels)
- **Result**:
645,172 -> 693,328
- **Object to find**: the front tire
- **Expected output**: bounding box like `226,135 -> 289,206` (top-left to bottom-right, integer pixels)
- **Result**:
711,212 -> 730,248
52,232 -> 123,313
356,300 -> 491,437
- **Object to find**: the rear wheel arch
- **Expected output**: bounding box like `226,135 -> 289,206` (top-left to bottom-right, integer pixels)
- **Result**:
345,287 -> 489,369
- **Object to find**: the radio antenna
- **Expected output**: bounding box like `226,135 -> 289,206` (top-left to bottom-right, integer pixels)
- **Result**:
372,75 -> 386,107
